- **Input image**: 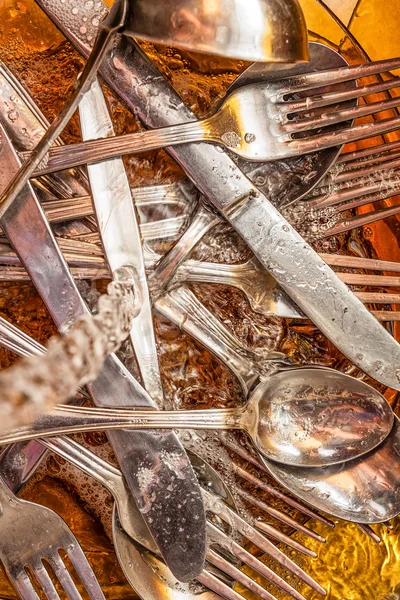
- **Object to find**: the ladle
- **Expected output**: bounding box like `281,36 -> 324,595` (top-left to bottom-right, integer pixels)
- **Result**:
0,0 -> 308,217
1,368 -> 393,468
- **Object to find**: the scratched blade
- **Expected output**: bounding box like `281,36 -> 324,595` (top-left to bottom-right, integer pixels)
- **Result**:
79,78 -> 164,406
0,64 -> 206,583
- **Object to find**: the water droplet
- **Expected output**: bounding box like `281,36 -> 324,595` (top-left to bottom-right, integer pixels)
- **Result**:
71,6 -> 79,14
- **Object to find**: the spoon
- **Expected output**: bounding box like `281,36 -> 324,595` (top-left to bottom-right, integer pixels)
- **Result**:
0,0 -> 308,217
1,368 -> 393,468
260,415 -> 400,524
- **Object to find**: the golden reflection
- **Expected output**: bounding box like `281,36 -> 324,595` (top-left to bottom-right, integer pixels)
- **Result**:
238,517 -> 400,600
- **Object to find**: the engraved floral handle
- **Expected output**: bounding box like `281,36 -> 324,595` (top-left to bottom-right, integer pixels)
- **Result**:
155,286 -> 288,395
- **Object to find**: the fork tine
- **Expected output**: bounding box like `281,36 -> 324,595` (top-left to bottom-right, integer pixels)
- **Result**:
320,253 -> 400,272
338,272 -> 400,286
289,113 -> 400,156
233,464 -> 334,528
204,493 -> 325,595
32,563 -> 62,600
281,77 -> 400,115
357,524 -> 381,543
237,488 -> 326,544
338,139 -> 400,164
275,57 -> 400,98
218,438 -> 326,541
207,523 -> 314,600
333,151 -> 400,182
319,204 -> 400,238
207,549 -> 280,600
283,95 -> 400,135
252,521 -> 317,557
12,572 -> 41,600
197,569 -> 243,600
368,311 -> 400,321
307,179 -> 400,208
332,156 -> 400,184
355,292 -> 400,304
327,190 -> 400,214
65,545 -> 105,600
47,554 -> 83,600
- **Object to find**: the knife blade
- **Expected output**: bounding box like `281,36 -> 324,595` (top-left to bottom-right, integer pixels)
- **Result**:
78,78 -> 164,406
34,0 -> 400,390
0,69 -> 206,582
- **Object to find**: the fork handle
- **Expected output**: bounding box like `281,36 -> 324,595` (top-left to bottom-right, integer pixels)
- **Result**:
21,120 -> 212,176
148,203 -> 220,296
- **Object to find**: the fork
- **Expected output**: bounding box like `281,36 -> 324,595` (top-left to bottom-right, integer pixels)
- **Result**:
171,256 -> 400,321
38,435 -> 325,600
3,251 -> 400,321
0,475 -> 106,600
19,57 -> 400,173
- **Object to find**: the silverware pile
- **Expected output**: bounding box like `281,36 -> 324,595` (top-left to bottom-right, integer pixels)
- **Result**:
0,0 -> 399,598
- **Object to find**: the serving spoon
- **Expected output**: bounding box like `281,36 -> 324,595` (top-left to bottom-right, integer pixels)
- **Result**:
1,368 -> 393,468
261,415 -> 400,524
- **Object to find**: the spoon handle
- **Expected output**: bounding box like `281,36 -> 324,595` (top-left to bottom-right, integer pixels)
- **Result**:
0,406 -> 243,445
156,286 -> 270,395
20,119 -> 213,177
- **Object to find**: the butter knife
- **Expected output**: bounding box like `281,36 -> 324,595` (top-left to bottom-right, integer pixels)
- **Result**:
79,78 -> 164,406
34,0 -> 400,390
0,83 -> 206,582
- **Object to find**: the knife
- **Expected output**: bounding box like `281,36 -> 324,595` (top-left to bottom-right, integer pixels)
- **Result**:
34,0 -> 400,391
0,70 -> 206,583
79,78 -> 164,407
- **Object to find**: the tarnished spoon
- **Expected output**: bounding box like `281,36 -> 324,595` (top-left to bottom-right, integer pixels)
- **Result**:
1,368 -> 393,468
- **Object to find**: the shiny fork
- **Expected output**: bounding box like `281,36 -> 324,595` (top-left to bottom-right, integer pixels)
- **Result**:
171,255 -> 400,321
2,249 -> 400,321
0,476 -> 105,600
39,435 -> 325,600
19,57 -> 400,172
300,140 -> 400,237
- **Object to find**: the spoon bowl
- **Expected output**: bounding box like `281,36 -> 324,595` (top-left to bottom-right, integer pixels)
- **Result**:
261,415 -> 400,524
123,0 -> 309,63
244,368 -> 394,467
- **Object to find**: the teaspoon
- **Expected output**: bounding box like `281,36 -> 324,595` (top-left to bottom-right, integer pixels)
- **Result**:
1,368 -> 393,468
